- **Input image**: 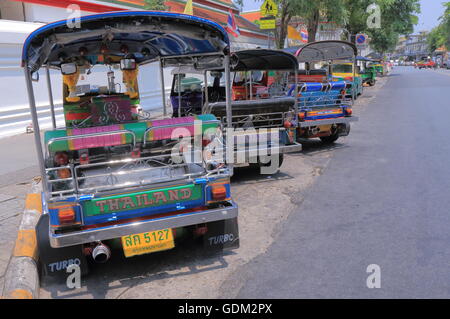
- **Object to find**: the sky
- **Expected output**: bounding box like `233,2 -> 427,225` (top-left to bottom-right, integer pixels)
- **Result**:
241,0 -> 446,33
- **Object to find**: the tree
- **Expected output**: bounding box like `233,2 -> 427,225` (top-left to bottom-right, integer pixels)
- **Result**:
271,0 -> 347,49
343,0 -> 421,54
426,2 -> 450,53
144,0 -> 167,11
295,0 -> 348,43
427,25 -> 446,53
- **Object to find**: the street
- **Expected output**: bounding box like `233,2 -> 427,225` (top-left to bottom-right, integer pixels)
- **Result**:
234,66 -> 450,298
30,66 -> 448,298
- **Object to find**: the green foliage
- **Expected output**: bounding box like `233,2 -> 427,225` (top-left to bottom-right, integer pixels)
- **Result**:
343,0 -> 421,54
271,0 -> 348,48
425,2 -> 450,53
144,0 -> 167,11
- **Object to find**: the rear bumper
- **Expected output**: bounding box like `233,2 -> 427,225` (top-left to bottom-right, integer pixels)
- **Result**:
49,201 -> 238,248
298,116 -> 359,128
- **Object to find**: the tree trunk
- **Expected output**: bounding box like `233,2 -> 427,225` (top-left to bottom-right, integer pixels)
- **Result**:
307,8 -> 320,43
275,0 -> 291,49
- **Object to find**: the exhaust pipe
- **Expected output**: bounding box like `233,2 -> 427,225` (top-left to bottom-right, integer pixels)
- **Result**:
92,243 -> 111,263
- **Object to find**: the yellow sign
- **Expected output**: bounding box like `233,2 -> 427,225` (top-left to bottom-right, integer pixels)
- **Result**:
259,17 -> 276,30
260,0 -> 278,16
121,229 -> 175,257
183,0 -> 193,15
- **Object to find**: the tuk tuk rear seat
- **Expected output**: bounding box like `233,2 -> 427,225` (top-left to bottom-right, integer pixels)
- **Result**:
45,114 -> 218,153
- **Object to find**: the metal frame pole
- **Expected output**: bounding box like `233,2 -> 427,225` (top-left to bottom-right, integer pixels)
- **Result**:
45,65 -> 56,129
177,71 -> 182,118
224,54 -> 234,175
203,70 -> 208,113
249,71 -> 253,100
24,69 -> 48,193
353,55 -> 357,104
294,69 -> 298,115
159,57 -> 167,117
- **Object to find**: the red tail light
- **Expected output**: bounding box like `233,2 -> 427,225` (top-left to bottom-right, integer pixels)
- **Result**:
58,206 -> 76,225
345,108 -> 353,116
131,147 -> 141,158
80,153 -> 89,165
284,120 -> 293,128
298,112 -> 306,122
211,184 -> 227,201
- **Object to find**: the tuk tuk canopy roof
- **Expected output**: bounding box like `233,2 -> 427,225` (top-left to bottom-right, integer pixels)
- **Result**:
231,49 -> 298,71
356,56 -> 375,62
170,49 -> 299,74
293,40 -> 358,63
21,11 -> 230,73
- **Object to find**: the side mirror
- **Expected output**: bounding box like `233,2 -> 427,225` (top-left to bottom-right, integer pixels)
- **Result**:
120,59 -> 136,70
61,63 -> 77,75
31,72 -> 39,82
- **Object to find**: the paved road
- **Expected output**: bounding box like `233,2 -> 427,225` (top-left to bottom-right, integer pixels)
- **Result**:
232,67 -> 450,298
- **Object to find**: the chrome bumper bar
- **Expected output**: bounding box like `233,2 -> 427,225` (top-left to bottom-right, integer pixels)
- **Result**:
298,116 -> 359,128
232,142 -> 302,161
49,201 -> 238,248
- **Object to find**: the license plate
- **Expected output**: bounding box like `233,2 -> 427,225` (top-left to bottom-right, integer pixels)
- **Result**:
121,229 -> 175,258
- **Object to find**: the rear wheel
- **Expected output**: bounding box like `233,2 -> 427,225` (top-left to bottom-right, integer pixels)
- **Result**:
256,153 -> 284,171
320,133 -> 339,144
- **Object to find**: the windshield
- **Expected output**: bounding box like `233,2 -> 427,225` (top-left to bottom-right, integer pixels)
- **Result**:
173,74 -> 204,94
332,64 -> 353,73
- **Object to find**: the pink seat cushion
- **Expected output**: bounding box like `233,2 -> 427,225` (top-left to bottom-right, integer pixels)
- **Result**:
69,125 -> 123,150
148,116 -> 196,141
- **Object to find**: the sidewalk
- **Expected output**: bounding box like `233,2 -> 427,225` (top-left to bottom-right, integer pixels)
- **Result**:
0,133 -> 40,290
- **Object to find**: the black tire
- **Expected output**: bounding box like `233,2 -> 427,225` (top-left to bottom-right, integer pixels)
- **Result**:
258,153 -> 284,170
320,133 -> 339,144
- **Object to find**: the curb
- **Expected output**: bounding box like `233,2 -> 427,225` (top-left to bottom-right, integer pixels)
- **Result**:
1,179 -> 42,299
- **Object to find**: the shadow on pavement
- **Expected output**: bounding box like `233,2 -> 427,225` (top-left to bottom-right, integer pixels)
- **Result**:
41,238 -> 236,299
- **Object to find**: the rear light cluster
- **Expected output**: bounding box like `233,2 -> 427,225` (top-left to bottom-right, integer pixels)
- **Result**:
58,206 -> 76,225
50,204 -> 80,228
283,112 -> 296,128
344,108 -> 353,116
208,182 -> 229,202
211,184 -> 227,200
298,112 -> 306,122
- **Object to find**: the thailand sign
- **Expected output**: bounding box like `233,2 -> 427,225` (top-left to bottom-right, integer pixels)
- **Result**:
84,184 -> 202,215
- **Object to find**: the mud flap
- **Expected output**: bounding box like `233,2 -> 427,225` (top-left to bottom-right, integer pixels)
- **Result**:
36,214 -> 89,278
203,217 -> 239,251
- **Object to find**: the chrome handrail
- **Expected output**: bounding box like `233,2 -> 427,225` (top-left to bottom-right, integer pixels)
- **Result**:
46,129 -> 137,154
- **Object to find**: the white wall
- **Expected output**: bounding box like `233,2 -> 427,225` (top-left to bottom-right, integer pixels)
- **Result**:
23,3 -> 92,23
0,19 -> 171,139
